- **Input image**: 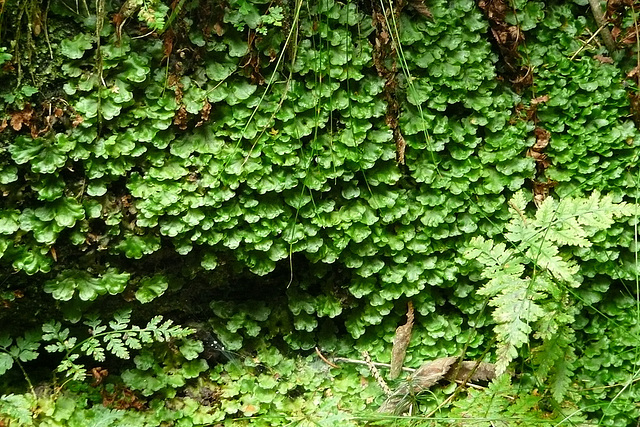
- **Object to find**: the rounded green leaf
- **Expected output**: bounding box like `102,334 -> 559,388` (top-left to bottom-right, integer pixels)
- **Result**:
135,275 -> 169,304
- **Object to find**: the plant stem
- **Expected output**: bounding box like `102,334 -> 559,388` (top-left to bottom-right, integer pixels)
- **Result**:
588,0 -> 616,54
13,358 -> 37,401
333,357 -> 415,372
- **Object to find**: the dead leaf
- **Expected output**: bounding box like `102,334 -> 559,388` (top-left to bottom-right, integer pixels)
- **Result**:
91,367 -> 108,386
174,105 -> 189,130
530,95 -> 549,105
213,22 -> 224,37
389,302 -> 414,379
113,13 -> 125,44
196,101 -> 211,127
10,105 -> 34,132
409,357 -> 458,389
395,131 -> 406,166
72,114 -> 84,127
594,54 -> 614,64
532,181 -> 557,206
622,28 -> 637,45
409,0 -> 432,18
379,357 -> 498,414
162,29 -> 175,62
630,92 -> 640,125
445,360 -> 497,383
611,25 -> 621,39
532,127 -> 550,150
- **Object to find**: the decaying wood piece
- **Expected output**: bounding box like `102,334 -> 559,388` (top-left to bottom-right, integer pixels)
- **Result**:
588,0 -> 617,54
378,357 -> 498,414
389,302 -> 414,380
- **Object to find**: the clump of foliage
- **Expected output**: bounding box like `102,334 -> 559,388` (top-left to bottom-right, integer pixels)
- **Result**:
464,191 -> 636,402
0,0 -> 639,425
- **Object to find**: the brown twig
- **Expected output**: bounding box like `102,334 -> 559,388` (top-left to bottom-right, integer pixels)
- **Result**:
315,347 -> 340,369
588,0 -> 617,53
570,24 -> 607,60
333,357 -> 415,372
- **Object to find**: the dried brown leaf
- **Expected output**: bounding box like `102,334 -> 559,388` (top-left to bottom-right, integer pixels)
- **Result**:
72,114 -> 84,127
174,105 -> 189,130
409,0 -> 432,18
379,357 -> 457,414
593,54 -> 614,64
410,357 -> 458,389
389,302 -> 414,379
163,30 -> 175,61
532,181 -> 556,206
395,131 -> 406,166
196,101 -> 212,127
445,361 -> 497,383
379,358 -> 499,414
611,26 -> 621,40
10,105 -> 34,132
622,28 -> 637,45
532,127 -> 550,150
530,95 -> 549,105
214,22 -> 224,37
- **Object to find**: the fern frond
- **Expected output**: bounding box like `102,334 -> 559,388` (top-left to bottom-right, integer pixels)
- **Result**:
467,190 -> 636,384
527,240 -> 579,285
491,286 -> 545,375
105,335 -> 130,359
548,216 -> 590,247
549,351 -> 575,403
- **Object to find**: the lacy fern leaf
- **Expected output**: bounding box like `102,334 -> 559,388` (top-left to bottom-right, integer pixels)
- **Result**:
42,311 -> 195,383
466,191 -> 635,400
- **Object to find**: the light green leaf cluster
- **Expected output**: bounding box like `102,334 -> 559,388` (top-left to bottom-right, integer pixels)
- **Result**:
465,190 -> 635,399
0,331 -> 40,376
44,269 -> 130,301
0,394 -> 35,426
0,0 -> 640,423
450,374 -> 585,425
40,309 -> 194,382
135,274 -> 169,303
137,0 -> 170,32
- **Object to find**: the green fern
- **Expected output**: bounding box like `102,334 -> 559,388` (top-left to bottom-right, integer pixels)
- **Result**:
450,374 -> 584,426
43,309 -> 194,382
464,190 -> 635,400
0,394 -> 35,426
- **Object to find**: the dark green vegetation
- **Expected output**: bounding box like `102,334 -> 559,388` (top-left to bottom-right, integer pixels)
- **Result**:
1,0 -> 640,425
